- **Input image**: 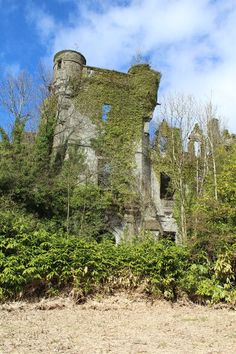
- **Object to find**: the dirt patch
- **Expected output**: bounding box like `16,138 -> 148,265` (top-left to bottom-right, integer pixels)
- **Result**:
0,293 -> 236,353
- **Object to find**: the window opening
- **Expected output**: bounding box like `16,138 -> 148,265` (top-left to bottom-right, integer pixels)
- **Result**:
102,104 -> 111,122
87,68 -> 94,77
57,59 -> 62,69
194,141 -> 201,157
162,231 -> 176,242
160,172 -> 173,200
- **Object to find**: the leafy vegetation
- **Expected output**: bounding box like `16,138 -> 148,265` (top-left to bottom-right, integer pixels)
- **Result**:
0,71 -> 236,304
0,209 -> 235,303
75,64 -> 160,206
153,95 -> 236,248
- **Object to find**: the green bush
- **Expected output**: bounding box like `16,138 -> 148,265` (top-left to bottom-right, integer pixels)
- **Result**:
0,210 -> 236,304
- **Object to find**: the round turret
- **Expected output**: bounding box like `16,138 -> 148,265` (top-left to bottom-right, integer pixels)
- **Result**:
53,50 -> 86,94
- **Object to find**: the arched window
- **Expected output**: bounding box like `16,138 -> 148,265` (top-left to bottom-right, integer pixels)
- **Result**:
57,59 -> 62,69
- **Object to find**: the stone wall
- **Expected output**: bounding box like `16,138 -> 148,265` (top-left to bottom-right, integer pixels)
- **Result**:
52,49 -> 177,240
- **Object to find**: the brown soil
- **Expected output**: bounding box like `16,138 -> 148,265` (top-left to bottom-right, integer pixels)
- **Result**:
0,293 -> 236,354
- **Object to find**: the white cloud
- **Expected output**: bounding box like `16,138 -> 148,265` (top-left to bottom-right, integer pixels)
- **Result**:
29,0 -> 236,132
26,3 -> 56,43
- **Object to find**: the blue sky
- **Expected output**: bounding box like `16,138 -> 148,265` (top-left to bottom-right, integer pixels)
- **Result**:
1,0 -> 236,132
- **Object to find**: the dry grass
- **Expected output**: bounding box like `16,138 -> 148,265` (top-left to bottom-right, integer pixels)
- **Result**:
0,293 -> 236,353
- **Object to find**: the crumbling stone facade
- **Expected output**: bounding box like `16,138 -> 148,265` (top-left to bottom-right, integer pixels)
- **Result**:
52,49 -> 177,242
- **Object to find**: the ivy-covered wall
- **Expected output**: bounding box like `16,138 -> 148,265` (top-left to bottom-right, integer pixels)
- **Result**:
72,64 -> 161,205
52,50 -> 163,237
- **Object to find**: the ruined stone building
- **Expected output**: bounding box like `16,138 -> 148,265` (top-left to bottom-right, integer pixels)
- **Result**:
52,49 -> 177,242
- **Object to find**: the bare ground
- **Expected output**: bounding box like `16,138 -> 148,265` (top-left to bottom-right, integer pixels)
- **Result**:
0,293 -> 236,354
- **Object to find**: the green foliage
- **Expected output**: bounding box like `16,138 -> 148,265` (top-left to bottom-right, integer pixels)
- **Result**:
1,68 -> 236,306
12,116 -> 25,154
119,238 -> 189,300
34,95 -> 58,172
69,184 -> 113,240
74,65 -> 160,206
0,209 -> 236,304
0,127 -> 10,149
192,143 -> 236,254
0,214 -> 187,301
0,118 -> 35,200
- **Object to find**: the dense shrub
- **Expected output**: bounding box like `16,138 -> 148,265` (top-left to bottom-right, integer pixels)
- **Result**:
0,209 -> 236,304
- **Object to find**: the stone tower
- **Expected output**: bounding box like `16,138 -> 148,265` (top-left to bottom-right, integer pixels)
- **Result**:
53,50 -> 86,95
51,49 -> 177,242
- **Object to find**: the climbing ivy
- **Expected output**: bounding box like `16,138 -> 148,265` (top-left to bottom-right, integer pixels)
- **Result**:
74,64 -> 161,208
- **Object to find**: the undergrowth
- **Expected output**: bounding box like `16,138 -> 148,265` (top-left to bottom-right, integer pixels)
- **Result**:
0,210 -> 236,304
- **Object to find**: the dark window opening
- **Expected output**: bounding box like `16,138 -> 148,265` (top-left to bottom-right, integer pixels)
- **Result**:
162,231 -> 176,242
102,104 -> 111,122
160,172 -> 173,200
98,159 -> 111,187
57,59 -> 62,69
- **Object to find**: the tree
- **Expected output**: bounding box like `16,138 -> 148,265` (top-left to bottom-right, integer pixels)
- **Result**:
153,93 -> 225,244
0,71 -> 35,198
191,138 -> 236,255
0,71 -> 33,138
153,93 -> 198,243
201,101 -> 222,201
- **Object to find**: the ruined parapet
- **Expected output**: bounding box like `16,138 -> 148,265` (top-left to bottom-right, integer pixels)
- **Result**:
188,123 -> 204,158
53,50 -> 86,96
